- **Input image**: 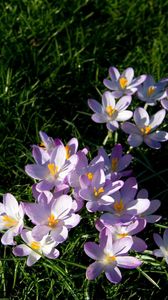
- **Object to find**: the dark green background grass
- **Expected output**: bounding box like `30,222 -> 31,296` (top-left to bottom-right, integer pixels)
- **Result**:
1,0 -> 168,299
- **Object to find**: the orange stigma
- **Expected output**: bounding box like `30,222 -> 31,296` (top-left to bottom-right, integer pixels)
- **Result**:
48,214 -> 59,228
119,77 -> 128,89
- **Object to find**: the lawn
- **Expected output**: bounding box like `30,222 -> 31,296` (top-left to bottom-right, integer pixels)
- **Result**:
1,0 -> 168,299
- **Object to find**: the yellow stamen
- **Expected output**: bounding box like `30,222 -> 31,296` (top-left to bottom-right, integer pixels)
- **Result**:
119,77 -> 128,89
2,215 -> 18,227
48,163 -> 58,176
111,158 -> 118,172
86,172 -> 93,180
65,145 -> 70,159
147,86 -> 156,97
104,255 -> 116,263
117,233 -> 128,238
94,187 -> 104,197
113,199 -> 124,213
48,214 -> 59,228
39,142 -> 46,149
105,105 -> 116,117
140,126 -> 151,135
30,241 -> 41,250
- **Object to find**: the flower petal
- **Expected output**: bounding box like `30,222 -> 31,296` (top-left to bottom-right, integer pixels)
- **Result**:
88,99 -> 103,113
134,107 -> 149,127
86,262 -> 103,280
117,256 -> 142,269
105,266 -> 122,283
84,242 -> 103,260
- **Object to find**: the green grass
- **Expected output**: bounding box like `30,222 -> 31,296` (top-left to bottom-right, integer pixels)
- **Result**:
1,0 -> 168,299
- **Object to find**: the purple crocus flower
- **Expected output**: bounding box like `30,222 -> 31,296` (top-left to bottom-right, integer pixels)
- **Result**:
103,67 -> 146,98
32,131 -> 87,165
0,193 -> 24,245
98,144 -> 132,180
13,229 -> 59,266
100,177 -> 150,224
88,91 -> 132,131
23,194 -> 80,243
95,219 -> 147,252
79,169 -> 124,212
153,229 -> 168,264
137,75 -> 167,106
122,107 -> 168,149
84,228 -> 141,283
25,144 -> 78,191
68,150 -> 104,189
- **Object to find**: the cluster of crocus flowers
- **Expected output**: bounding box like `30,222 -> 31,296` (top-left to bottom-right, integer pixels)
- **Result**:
0,129 -> 163,283
88,66 -> 168,149
0,65 -> 167,286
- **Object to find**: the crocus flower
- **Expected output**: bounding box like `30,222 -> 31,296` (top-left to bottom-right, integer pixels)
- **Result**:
23,194 -> 80,243
0,193 -> 24,245
25,144 -> 78,191
122,107 -> 168,149
153,229 -> 168,264
103,67 -> 146,98
100,177 -> 150,224
137,75 -> 167,106
88,91 -> 132,131
68,150 -> 104,189
79,169 -> 123,212
32,131 -> 87,165
13,229 -> 59,266
98,144 -> 132,180
95,219 -> 147,252
84,228 -> 141,283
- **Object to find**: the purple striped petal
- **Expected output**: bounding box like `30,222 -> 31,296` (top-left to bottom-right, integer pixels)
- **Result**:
149,131 -> 168,142
84,242 -> 103,260
113,237 -> 133,255
88,99 -> 103,113
127,133 -> 143,147
144,136 -> 161,149
105,266 -> 122,283
134,107 -> 149,127
13,244 -> 31,257
86,262 -> 103,280
115,96 -> 132,111
92,113 -> 108,123
121,122 -> 140,134
117,256 -> 142,269
149,109 -> 166,130
153,233 -> 164,248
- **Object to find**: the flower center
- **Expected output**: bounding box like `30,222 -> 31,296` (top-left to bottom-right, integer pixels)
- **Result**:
65,145 -> 70,159
111,158 -> 118,172
113,199 -> 124,213
39,142 -> 46,149
147,86 -> 156,97
119,77 -> 128,89
105,106 -> 116,117
86,172 -> 93,180
140,126 -> 151,135
117,233 -> 128,238
94,187 -> 104,197
30,241 -> 41,250
48,163 -> 59,176
2,215 -> 18,227
48,214 -> 59,228
104,254 -> 116,263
